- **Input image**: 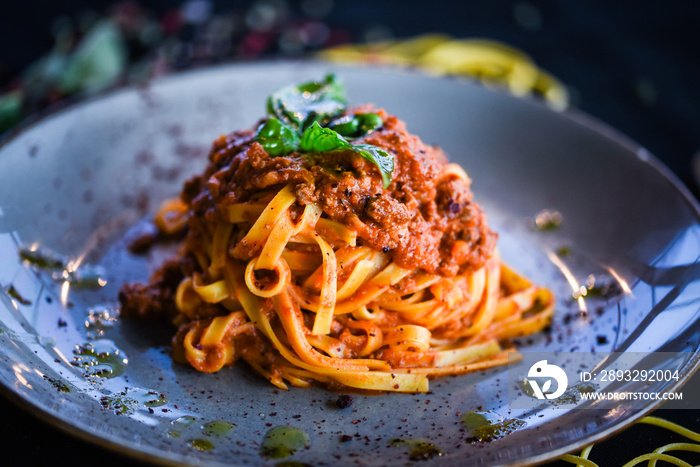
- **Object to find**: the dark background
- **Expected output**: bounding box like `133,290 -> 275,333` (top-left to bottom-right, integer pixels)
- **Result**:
1,1 -> 699,466
2,0 -> 699,193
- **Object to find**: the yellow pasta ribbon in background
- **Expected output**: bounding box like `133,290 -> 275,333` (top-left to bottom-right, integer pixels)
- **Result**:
319,34 -> 568,110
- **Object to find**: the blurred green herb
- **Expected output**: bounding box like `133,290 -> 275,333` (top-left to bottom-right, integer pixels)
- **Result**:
57,21 -> 126,94
1,20 -> 126,136
556,246 -> 572,256
0,93 -> 22,134
4,285 -> 32,305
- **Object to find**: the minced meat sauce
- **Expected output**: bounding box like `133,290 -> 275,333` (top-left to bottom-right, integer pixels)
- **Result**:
187,106 -> 494,275
120,106 -> 496,319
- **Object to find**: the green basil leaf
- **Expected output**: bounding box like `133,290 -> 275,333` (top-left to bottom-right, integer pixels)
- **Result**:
300,121 -> 352,153
253,118 -> 300,156
300,122 -> 395,188
297,74 -> 345,102
327,114 -> 359,137
352,144 -> 394,189
266,74 -> 346,131
328,113 -> 383,138
356,113 -> 383,135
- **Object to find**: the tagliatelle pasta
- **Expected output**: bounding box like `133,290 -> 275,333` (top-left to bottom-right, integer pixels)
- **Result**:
119,75 -> 554,393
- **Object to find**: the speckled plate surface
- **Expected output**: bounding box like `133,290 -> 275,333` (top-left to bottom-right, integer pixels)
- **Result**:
1,61 -> 699,466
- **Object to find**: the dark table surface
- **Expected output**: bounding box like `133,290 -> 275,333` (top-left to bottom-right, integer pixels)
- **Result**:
1,1 -> 699,466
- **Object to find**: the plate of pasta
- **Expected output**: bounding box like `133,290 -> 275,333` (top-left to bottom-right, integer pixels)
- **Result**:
0,61 -> 699,466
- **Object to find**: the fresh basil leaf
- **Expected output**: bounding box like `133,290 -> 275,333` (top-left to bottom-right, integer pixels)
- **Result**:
262,76 -> 394,187
266,74 -> 346,131
356,113 -> 383,135
328,113 -> 383,138
253,118 -> 300,156
327,114 -> 359,137
353,144 -> 394,189
300,121 -> 352,153
301,123 -> 394,188
297,74 -> 345,102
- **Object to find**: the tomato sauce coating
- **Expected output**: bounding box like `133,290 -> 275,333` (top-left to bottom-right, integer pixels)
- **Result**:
183,106 -> 496,277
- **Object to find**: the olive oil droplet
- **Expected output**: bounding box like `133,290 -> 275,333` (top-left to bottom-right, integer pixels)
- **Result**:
100,387 -> 167,415
71,339 -> 127,378
187,439 -> 214,451
460,411 -> 525,442
172,415 -> 198,427
202,420 -> 235,437
261,426 -> 310,459
389,438 -> 443,461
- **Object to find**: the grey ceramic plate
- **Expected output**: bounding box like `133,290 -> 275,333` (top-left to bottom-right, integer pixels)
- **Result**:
1,62 -> 699,466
